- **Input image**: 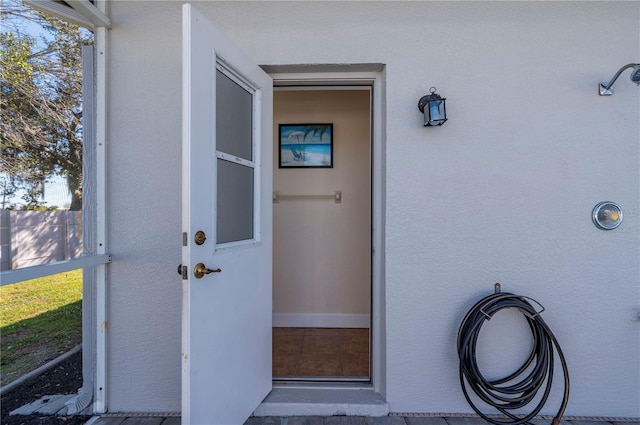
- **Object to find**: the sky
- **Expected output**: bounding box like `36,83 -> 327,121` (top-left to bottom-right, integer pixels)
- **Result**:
42,176 -> 73,208
1,174 -> 72,209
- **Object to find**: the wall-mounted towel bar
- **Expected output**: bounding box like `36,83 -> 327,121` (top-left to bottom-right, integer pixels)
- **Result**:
273,190 -> 342,204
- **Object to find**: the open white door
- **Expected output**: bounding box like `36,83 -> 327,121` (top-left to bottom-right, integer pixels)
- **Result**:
182,4 -> 273,424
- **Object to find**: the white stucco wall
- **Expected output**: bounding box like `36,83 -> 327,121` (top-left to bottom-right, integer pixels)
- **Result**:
106,0 -> 183,412
106,1 -> 639,417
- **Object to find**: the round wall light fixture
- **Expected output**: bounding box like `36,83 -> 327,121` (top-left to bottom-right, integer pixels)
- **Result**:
592,201 -> 623,230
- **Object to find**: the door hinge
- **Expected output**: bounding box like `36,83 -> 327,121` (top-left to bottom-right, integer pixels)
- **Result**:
182,232 -> 188,246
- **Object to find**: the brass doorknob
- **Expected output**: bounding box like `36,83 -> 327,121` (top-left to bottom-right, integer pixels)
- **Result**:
193,263 -> 222,279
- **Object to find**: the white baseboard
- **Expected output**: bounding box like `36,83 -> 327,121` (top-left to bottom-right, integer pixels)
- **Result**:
273,313 -> 369,328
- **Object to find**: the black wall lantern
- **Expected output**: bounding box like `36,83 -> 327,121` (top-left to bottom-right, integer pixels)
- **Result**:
418,87 -> 447,126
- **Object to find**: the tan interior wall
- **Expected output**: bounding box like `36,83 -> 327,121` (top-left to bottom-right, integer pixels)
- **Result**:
273,90 -> 371,321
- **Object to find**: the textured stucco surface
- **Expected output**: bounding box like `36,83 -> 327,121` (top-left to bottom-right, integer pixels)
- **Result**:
106,1 -> 639,416
106,0 -> 183,412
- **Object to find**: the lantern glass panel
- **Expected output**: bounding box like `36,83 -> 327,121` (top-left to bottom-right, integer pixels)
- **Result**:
425,98 -> 446,126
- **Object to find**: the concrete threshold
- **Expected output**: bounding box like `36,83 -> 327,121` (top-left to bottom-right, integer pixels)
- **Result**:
254,387 -> 389,417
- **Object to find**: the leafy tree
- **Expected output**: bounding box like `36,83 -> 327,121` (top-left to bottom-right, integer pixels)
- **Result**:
0,174 -> 18,209
0,0 -> 90,210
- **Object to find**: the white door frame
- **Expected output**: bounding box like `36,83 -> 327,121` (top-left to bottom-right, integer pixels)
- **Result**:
269,69 -> 387,396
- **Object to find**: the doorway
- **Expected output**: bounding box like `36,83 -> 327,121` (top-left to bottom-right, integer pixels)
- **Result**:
272,88 -> 372,381
183,8 -> 386,419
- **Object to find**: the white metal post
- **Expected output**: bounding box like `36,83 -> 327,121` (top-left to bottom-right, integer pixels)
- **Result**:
94,7 -> 108,413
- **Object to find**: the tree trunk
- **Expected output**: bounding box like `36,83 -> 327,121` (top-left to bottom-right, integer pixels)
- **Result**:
67,172 -> 82,211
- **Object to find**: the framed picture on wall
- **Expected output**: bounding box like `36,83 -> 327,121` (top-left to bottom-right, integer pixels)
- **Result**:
279,124 -> 333,168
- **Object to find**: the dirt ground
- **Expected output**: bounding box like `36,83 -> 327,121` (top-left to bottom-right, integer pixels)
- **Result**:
1,351 -> 90,425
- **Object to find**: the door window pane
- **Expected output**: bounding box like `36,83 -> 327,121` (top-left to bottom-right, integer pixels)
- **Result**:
216,159 -> 254,244
216,70 -> 253,161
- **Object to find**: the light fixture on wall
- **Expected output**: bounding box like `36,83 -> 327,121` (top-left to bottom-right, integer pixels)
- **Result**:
599,63 -> 640,95
418,87 -> 447,126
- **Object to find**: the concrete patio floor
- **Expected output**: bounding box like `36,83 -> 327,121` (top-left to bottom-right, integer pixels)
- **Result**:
7,386 -> 639,425
83,416 -> 640,425
8,389 -> 639,425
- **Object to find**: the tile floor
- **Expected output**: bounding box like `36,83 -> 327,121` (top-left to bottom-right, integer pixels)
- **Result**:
272,328 -> 369,378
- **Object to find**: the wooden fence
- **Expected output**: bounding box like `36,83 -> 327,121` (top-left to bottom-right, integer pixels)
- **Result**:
0,211 -> 83,271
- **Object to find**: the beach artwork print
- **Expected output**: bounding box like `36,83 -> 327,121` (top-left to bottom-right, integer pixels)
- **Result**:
279,124 -> 333,168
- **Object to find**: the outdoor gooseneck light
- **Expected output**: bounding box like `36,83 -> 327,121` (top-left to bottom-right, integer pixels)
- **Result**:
599,63 -> 640,95
418,87 -> 447,126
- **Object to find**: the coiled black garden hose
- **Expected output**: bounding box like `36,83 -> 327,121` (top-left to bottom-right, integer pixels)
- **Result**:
457,290 -> 570,425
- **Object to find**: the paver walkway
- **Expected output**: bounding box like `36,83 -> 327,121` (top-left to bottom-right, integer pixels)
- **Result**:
9,395 -> 639,425
84,416 -> 640,425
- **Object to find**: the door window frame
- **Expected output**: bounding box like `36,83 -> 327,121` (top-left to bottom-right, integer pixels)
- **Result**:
269,68 -> 386,395
214,62 -> 263,252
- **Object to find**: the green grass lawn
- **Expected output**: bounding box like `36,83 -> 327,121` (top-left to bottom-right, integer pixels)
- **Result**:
0,270 -> 82,386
